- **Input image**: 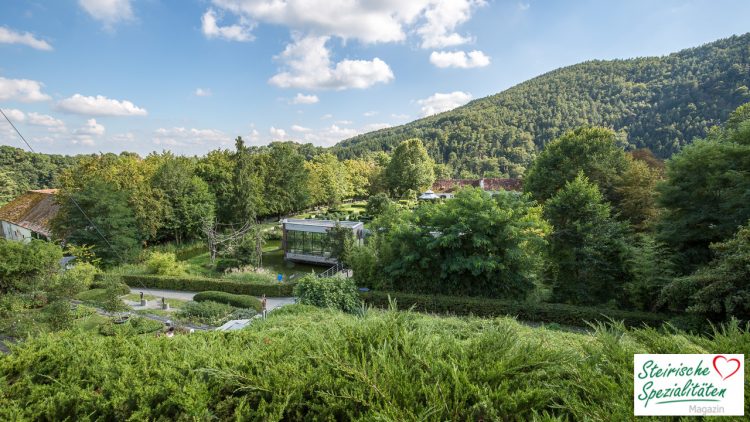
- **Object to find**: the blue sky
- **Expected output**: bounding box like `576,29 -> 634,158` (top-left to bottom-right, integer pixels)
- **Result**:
1,0 -> 749,156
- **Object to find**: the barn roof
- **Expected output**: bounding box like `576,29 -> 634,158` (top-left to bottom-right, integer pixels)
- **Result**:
0,189 -> 60,238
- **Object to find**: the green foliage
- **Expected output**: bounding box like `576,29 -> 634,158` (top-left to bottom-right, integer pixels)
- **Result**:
385,138 -> 435,197
657,103 -> 750,272
53,179 -> 140,266
145,251 -> 187,277
305,153 -> 350,206
624,235 -> 675,311
614,156 -> 662,230
294,275 -> 361,313
0,239 -> 62,294
379,188 -> 549,299
0,169 -> 20,206
323,223 -> 354,263
524,126 -> 631,204
98,316 -> 163,336
660,223 -> 750,323
119,274 -> 294,297
334,34 -> 750,175
177,300 -> 234,325
0,145 -> 78,193
193,291 -> 262,311
196,149 -> 236,224
543,173 -> 632,306
3,306 -> 744,420
360,291 -> 669,328
365,192 -> 392,217
52,263 -> 101,299
44,300 -> 73,331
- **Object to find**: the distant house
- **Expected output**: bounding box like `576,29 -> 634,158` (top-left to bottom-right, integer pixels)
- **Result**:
424,178 -> 522,199
281,219 -> 364,265
0,189 -> 59,242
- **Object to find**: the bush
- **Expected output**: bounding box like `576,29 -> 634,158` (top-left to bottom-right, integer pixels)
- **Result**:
294,275 -> 360,313
145,252 -> 187,277
119,274 -> 294,297
215,258 -> 241,273
194,291 -> 262,311
53,263 -> 101,298
360,291 -> 669,328
99,316 -> 164,336
0,239 -> 63,294
264,226 -> 283,241
178,300 -> 233,325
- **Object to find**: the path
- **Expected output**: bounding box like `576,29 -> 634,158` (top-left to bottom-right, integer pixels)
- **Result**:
128,287 -> 296,311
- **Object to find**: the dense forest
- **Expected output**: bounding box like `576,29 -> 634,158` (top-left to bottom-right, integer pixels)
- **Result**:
333,33 -> 750,178
0,146 -> 81,205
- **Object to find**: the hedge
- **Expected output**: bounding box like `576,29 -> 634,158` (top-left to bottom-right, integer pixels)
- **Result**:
194,291 -> 262,311
119,275 -> 295,297
360,291 -> 669,328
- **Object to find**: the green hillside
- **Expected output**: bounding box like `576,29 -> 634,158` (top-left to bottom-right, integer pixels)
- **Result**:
333,33 -> 750,178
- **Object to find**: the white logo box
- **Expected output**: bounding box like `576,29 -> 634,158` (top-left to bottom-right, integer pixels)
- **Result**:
634,354 -> 744,416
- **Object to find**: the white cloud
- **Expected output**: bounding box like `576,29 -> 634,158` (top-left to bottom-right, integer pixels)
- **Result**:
291,124 -> 311,133
28,112 -> 67,132
518,3 -> 531,11
363,111 -> 378,117
269,35 -> 393,90
417,91 -> 473,116
269,126 -> 286,138
0,26 -> 52,51
335,120 -> 353,125
201,9 -> 254,42
417,0 -> 486,48
57,94 -> 147,116
153,127 -> 231,147
0,76 -> 51,102
297,122 -> 391,147
195,88 -> 212,97
291,93 -> 319,104
321,113 -> 333,120
430,50 -> 490,68
2,108 -> 25,122
74,118 -> 106,136
79,0 -> 133,26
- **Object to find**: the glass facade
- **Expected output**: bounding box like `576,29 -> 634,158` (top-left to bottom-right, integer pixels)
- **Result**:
286,230 -> 332,257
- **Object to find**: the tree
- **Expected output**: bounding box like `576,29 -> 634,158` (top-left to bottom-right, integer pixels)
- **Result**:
657,104 -> 750,272
543,173 -> 632,306
306,153 -> 350,207
365,193 -> 392,218
660,222 -> 750,323
232,137 -> 267,221
0,170 -> 19,206
0,239 -> 62,294
196,149 -> 235,224
53,180 -> 140,266
263,142 -> 310,217
524,127 -> 631,204
385,139 -> 435,198
381,187 -> 549,299
344,159 -> 378,199
614,157 -> 662,231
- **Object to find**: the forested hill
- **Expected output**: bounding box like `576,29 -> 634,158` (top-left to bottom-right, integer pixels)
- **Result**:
332,33 -> 750,178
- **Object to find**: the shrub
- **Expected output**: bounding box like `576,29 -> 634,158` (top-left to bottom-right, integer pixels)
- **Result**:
264,226 -> 283,241
99,316 -> 164,336
360,291 -> 669,328
119,275 -> 294,297
215,258 -> 241,273
194,291 -> 262,311
0,239 -> 63,294
53,263 -> 101,298
178,300 -> 233,325
145,252 -> 187,277
45,300 -> 73,331
294,275 -> 360,313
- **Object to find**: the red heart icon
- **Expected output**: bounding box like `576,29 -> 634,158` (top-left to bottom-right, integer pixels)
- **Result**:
713,355 -> 741,381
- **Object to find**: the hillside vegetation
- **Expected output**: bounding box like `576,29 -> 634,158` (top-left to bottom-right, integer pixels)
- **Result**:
333,33 -> 750,177
1,305 -> 748,420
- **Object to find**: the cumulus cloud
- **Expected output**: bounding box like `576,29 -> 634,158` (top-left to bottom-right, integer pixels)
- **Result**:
79,0 -> 133,26
74,118 -> 106,136
269,35 -> 393,90
153,127 -> 231,147
269,126 -> 286,139
57,94 -> 147,116
291,124 -> 311,133
417,91 -> 473,116
0,76 -> 51,102
201,9 -> 254,42
430,50 -> 490,68
195,88 -> 212,97
291,93 -> 319,104
417,0 -> 486,48
2,108 -> 26,122
28,112 -> 67,132
363,111 -> 378,117
0,26 -> 52,51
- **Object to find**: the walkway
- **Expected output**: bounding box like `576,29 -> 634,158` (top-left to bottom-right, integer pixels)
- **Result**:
128,287 -> 296,311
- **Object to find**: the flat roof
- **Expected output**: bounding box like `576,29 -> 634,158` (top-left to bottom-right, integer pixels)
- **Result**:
282,218 -> 363,229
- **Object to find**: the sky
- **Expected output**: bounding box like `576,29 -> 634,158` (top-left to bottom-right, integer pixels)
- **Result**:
1,0 -> 749,156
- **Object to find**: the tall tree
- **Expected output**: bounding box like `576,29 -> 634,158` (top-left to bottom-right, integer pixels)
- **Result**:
657,103 -> 750,272
543,173 -> 632,306
385,138 -> 435,198
232,137 -> 266,221
196,149 -> 235,224
263,142 -> 309,217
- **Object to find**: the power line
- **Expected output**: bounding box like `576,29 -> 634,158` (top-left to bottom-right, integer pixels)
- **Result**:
1,108 -> 36,153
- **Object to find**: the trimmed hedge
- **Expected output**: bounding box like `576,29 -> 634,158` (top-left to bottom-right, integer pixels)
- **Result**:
194,291 -> 262,311
120,274 -> 295,297
360,291 -> 669,328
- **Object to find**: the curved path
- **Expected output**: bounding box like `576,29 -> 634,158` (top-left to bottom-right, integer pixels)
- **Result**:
128,287 -> 296,311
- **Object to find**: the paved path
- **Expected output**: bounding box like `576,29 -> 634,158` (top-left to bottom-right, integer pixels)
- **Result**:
128,288 -> 296,311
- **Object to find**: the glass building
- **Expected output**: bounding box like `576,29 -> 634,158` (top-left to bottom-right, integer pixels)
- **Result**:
282,219 -> 364,265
